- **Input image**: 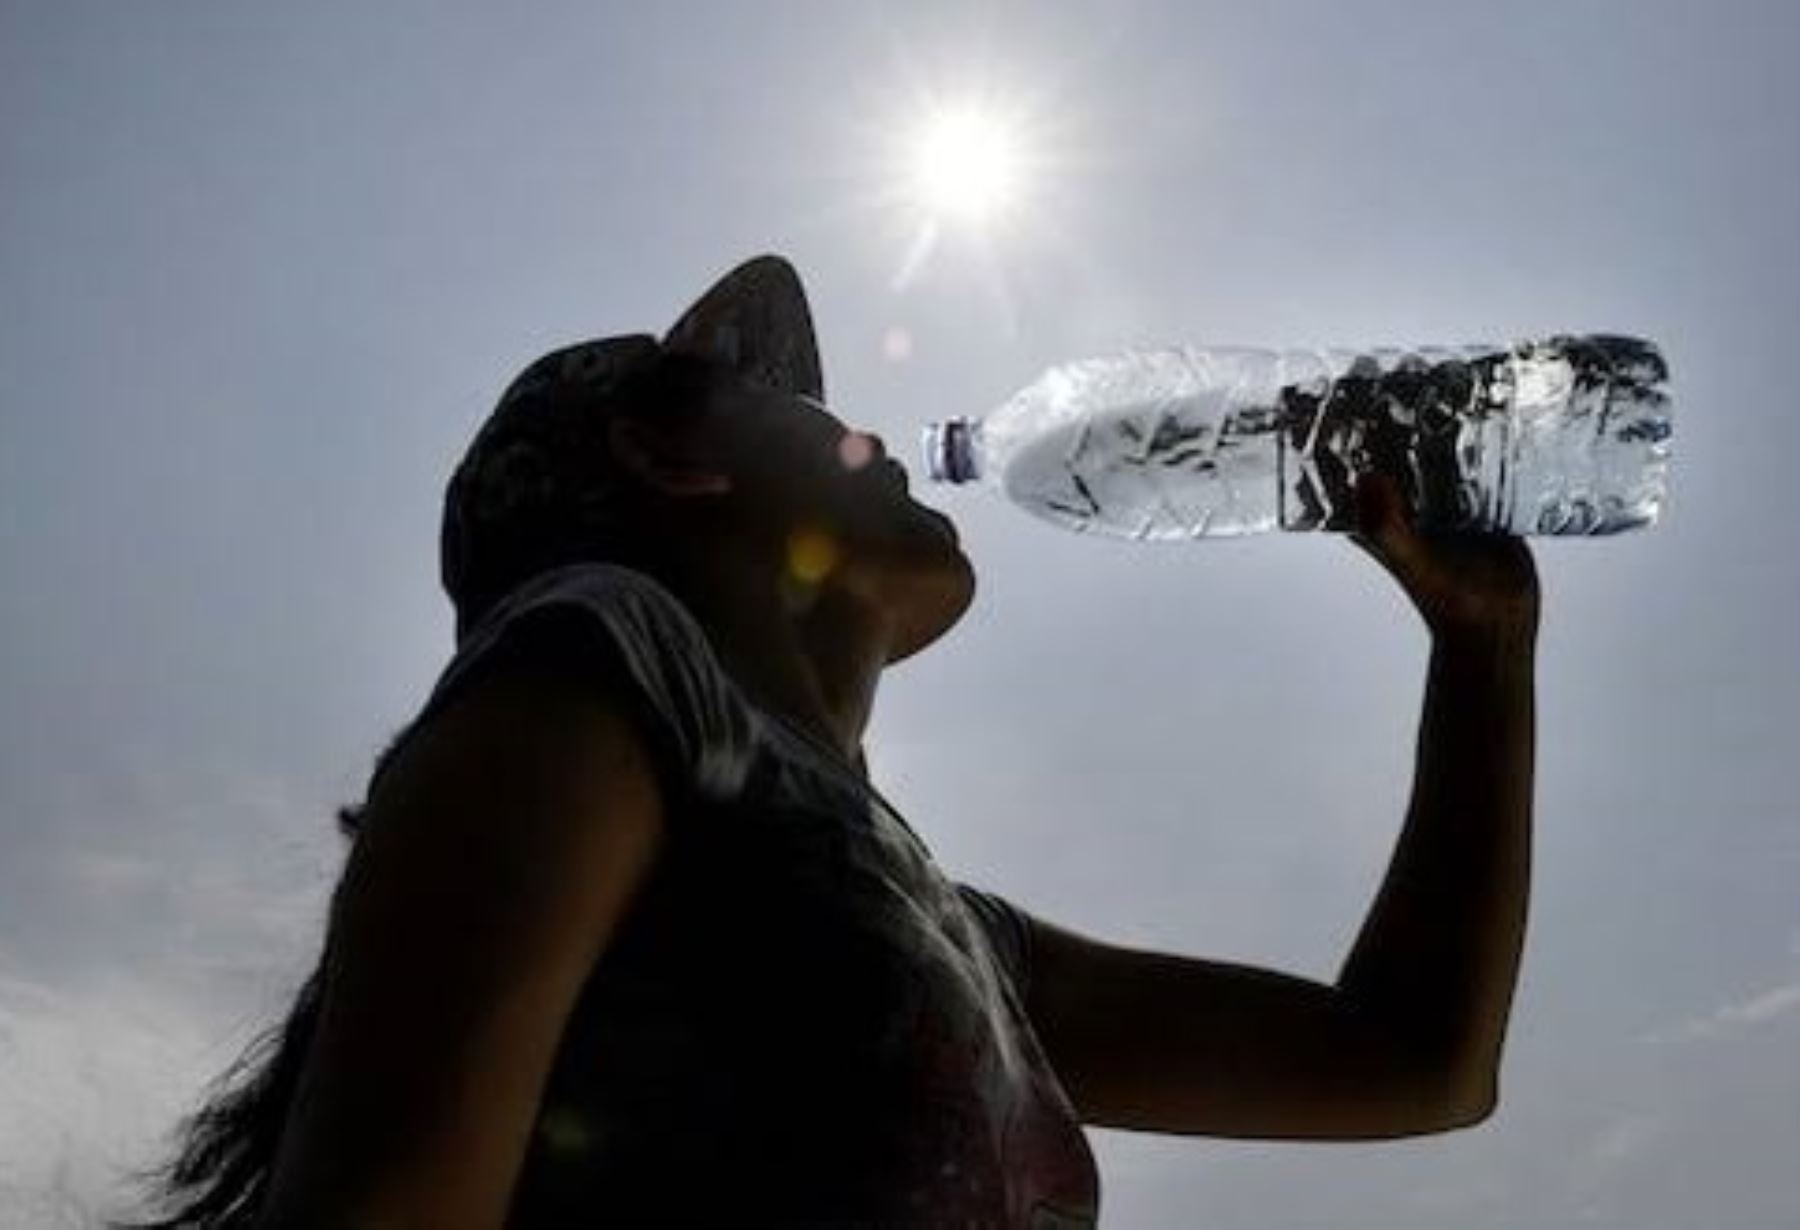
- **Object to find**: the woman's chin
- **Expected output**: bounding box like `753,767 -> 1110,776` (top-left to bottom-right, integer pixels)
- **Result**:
882,546 -> 976,664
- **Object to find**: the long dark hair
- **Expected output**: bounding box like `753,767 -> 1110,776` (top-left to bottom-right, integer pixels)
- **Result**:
124,350 -> 727,1226
119,735 -> 403,1229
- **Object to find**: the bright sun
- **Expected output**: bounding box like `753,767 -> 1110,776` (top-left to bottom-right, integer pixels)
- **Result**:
908,104 -> 1025,227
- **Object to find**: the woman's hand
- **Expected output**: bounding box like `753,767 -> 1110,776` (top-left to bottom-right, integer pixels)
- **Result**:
1347,474 -> 1541,643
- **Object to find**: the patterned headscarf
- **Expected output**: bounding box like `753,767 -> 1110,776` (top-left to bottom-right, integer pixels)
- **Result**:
440,255 -> 825,641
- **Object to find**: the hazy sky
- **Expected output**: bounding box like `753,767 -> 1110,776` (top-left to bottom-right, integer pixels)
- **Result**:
2,2 -> 1797,1226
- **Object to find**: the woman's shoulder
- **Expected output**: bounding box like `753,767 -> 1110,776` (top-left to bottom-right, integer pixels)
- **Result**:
430,562 -> 761,805
471,562 -> 701,638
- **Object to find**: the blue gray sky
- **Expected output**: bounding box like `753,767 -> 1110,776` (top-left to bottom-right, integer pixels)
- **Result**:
2,2 -> 1796,1226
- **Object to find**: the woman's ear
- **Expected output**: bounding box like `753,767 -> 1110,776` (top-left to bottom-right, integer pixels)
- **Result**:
607,416 -> 733,497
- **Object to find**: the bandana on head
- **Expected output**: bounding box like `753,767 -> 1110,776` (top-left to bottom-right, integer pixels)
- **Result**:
439,256 -> 825,641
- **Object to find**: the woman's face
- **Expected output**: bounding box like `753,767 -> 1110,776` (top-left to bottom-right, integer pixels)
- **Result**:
683,377 -> 977,660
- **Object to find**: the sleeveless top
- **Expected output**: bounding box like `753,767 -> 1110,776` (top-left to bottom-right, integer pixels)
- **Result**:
405,563 -> 1101,1229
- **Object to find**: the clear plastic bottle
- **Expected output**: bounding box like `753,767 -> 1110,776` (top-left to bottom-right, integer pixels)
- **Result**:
922,335 -> 1671,538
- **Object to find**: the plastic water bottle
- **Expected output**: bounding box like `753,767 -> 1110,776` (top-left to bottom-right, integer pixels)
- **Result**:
921,335 -> 1670,538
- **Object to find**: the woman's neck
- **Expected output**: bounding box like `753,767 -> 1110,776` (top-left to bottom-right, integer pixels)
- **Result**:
654,550 -> 891,777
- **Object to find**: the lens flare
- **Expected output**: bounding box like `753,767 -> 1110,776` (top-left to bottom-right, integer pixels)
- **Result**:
787,526 -> 840,585
837,432 -> 878,472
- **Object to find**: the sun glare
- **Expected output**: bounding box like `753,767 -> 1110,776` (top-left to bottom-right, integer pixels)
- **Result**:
909,104 -> 1024,227
870,77 -> 1066,290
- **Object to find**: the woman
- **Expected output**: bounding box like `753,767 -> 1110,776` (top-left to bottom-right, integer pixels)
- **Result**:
140,256 -> 1539,1228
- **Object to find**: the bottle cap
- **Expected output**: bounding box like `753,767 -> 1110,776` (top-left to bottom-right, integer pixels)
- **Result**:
921,418 -> 979,483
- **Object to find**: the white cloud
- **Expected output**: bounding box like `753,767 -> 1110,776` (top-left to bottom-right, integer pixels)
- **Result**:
1588,1112 -> 1669,1167
0,762 -> 338,1226
1659,981 -> 1800,1044
1724,984 -> 1800,1027
0,963 -> 250,1229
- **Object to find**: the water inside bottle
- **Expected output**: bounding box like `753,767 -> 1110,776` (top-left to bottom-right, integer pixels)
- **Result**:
996,338 -> 1669,539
